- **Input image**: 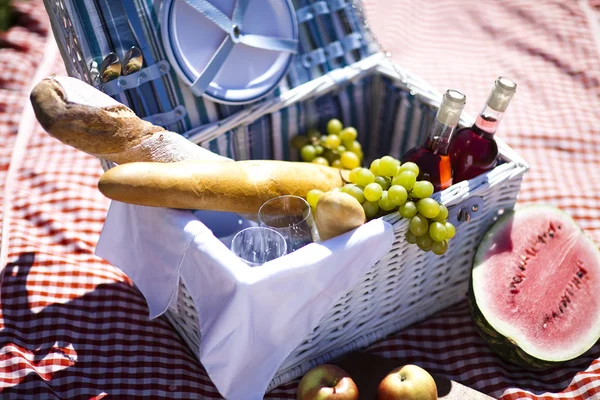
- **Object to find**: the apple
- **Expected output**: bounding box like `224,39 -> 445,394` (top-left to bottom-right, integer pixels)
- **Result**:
377,364 -> 437,400
297,364 -> 359,400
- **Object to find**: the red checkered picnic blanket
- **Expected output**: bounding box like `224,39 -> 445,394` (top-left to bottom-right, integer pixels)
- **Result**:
1,1 -> 599,399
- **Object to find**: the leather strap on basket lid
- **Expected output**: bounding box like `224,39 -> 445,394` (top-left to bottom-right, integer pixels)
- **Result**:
183,0 -> 299,97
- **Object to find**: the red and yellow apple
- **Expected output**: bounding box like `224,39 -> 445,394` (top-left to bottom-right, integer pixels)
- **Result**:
297,364 -> 359,400
376,364 -> 437,400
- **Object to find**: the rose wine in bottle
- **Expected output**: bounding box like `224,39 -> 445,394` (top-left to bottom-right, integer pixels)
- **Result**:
402,89 -> 467,192
449,77 -> 517,183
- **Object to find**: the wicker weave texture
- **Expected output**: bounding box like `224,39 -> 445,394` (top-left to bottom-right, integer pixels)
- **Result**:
159,68 -> 528,390
163,155 -> 526,391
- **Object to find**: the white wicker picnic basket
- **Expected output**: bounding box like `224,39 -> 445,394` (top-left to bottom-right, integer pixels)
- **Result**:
44,0 -> 529,392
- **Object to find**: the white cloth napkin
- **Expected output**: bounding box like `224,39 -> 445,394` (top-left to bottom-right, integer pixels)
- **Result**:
96,201 -> 395,399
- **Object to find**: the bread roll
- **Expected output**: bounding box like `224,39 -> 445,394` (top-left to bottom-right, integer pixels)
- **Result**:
30,76 -> 228,164
98,160 -> 344,214
315,191 -> 366,240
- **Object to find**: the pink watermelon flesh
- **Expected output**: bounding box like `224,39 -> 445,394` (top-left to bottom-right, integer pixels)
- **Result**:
472,205 -> 600,362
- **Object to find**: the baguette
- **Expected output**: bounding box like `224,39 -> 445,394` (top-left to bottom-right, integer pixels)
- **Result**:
98,160 -> 344,214
30,76 -> 228,164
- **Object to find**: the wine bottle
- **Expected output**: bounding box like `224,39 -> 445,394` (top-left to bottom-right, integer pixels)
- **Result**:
402,89 -> 467,192
448,77 -> 517,183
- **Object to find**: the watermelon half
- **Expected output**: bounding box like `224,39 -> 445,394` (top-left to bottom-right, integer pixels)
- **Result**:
469,204 -> 600,369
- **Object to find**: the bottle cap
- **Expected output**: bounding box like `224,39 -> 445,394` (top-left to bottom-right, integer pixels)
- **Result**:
487,76 -> 517,112
436,89 -> 466,126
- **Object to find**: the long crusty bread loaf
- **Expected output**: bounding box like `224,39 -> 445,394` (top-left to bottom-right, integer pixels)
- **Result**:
98,160 -> 344,214
30,76 -> 228,164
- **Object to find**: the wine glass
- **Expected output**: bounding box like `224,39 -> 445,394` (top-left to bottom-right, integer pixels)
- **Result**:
230,227 -> 287,267
258,195 -> 318,252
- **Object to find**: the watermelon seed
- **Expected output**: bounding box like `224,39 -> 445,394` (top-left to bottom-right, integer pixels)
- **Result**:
538,235 -> 546,244
548,230 -> 555,238
513,276 -> 522,283
559,305 -> 564,314
552,311 -> 559,318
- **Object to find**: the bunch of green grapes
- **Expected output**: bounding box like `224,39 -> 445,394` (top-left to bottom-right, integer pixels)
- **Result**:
292,118 -> 363,169
306,156 -> 456,255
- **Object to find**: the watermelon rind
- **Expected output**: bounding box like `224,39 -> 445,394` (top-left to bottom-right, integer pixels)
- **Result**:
469,204 -> 600,369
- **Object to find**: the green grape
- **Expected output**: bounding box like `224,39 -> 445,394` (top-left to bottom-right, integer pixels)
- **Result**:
412,181 -> 434,199
392,171 -> 417,191
374,176 -> 391,190
306,189 -> 324,208
342,184 -> 365,203
429,222 -> 447,242
389,156 -> 401,167
417,198 -> 440,219
354,168 -> 375,187
340,127 -> 358,143
349,167 -> 361,183
336,145 -> 346,154
312,157 -> 329,166
347,140 -> 362,155
331,159 -> 342,168
379,156 -> 399,176
301,145 -> 317,162
398,161 -> 419,176
314,145 -> 324,156
378,191 -> 397,211
405,230 -> 417,244
388,185 -> 408,206
431,240 -> 448,255
434,204 -> 449,222
398,201 -> 418,218
410,213 -> 429,236
323,149 -> 339,164
327,119 -> 343,135
416,234 -> 434,252
320,135 -> 328,144
325,134 -> 342,149
341,151 -> 361,169
364,183 -> 383,202
444,222 -> 456,239
362,200 -> 379,219
291,135 -> 309,150
307,128 -> 321,140
370,159 -> 382,176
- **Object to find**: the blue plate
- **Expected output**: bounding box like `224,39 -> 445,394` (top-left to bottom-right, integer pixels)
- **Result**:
162,0 -> 298,104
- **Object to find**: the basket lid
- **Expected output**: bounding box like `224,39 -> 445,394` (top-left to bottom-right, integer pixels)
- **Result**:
162,0 -> 299,104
